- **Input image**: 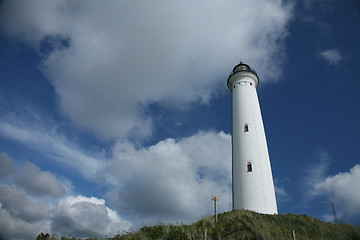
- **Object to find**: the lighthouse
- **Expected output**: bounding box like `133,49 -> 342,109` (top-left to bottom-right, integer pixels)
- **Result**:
227,62 -> 277,214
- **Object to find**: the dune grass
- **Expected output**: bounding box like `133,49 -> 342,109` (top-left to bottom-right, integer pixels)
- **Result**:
37,210 -> 360,240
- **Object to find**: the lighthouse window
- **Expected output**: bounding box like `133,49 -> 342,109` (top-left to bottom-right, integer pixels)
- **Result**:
244,124 -> 249,132
247,162 -> 252,172
250,82 -> 253,86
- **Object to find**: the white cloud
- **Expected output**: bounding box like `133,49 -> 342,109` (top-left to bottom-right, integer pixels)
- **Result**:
320,49 -> 344,65
275,186 -> 288,200
51,195 -> 131,238
105,131 -> 232,224
314,164 -> 360,216
304,151 -> 360,219
0,0 -> 292,140
0,116 -> 103,181
274,177 -> 291,203
304,150 -> 331,196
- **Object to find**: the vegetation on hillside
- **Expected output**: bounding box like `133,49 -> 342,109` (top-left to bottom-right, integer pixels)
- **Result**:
36,210 -> 360,240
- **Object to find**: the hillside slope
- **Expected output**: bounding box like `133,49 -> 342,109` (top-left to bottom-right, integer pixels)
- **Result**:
37,210 -> 360,240
113,210 -> 360,240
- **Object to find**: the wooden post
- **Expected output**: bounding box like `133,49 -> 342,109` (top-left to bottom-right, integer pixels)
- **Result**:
292,229 -> 296,240
212,195 -> 219,223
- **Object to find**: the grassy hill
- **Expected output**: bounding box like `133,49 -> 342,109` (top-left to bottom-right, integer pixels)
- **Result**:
37,210 -> 360,240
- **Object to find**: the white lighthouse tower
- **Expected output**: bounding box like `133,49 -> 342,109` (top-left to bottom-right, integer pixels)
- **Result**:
227,62 -> 277,214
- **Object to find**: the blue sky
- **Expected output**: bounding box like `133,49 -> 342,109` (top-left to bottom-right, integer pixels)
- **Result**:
1,0 -> 360,239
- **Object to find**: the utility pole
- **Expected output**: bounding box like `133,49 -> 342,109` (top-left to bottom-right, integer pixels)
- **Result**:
331,202 -> 339,224
212,195 -> 219,222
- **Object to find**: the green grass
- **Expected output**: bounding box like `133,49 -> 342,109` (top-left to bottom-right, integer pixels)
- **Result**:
36,210 -> 360,240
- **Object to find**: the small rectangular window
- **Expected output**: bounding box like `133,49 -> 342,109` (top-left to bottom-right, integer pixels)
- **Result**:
244,124 -> 249,132
247,162 -> 252,172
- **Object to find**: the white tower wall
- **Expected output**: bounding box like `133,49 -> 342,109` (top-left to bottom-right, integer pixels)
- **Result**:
228,63 -> 277,214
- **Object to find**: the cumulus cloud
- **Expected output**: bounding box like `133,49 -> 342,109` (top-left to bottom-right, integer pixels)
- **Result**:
0,184 -> 52,240
51,195 -> 131,238
0,155 -> 54,239
0,208 -> 51,240
320,49 -> 344,65
304,151 -> 360,220
0,153 -> 130,239
314,164 -> 360,216
14,162 -> 65,197
105,131 -> 232,224
0,125 -> 235,233
0,115 -> 234,228
0,189 -> 129,240
0,152 -> 15,178
0,0 -> 292,140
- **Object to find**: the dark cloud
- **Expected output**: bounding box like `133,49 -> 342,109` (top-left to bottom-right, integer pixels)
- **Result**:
52,202 -> 109,237
0,208 -> 50,240
0,185 -> 49,222
14,162 -> 65,197
0,152 -> 15,178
